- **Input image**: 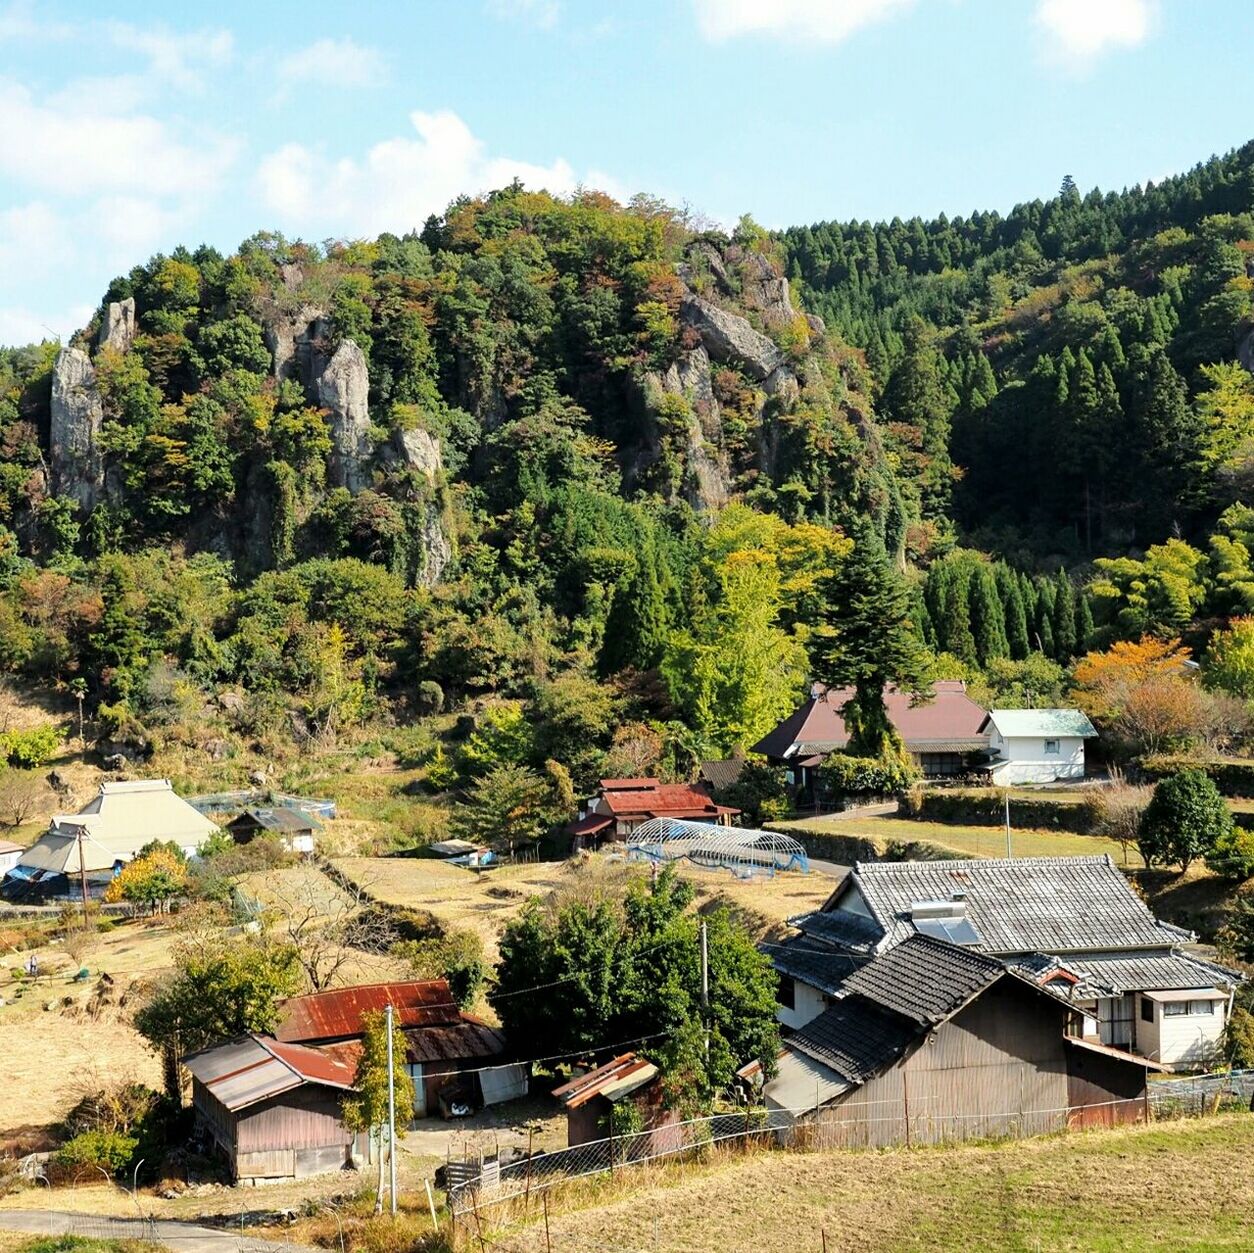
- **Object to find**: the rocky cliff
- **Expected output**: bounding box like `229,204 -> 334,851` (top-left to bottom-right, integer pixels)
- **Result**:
49,347 -> 104,512
314,338 -> 373,492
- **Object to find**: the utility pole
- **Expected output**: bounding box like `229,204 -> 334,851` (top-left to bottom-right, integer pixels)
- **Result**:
386,1003 -> 397,1217
700,919 -> 710,1059
1004,791 -> 1012,859
76,827 -> 89,925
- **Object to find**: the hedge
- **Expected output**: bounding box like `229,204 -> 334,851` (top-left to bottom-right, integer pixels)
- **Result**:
1139,755 -> 1254,798
900,789 -> 1095,834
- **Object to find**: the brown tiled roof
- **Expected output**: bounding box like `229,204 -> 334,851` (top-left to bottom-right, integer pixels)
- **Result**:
751,682 -> 988,759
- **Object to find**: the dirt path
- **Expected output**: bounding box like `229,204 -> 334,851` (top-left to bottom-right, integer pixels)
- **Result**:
0,1209 -> 318,1253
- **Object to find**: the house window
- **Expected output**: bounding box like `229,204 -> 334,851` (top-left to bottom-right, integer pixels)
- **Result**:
1189,999 -> 1215,1016
1163,1001 -> 1189,1017
777,975 -> 795,1010
1140,998 -> 1154,1023
1043,739 -> 1060,756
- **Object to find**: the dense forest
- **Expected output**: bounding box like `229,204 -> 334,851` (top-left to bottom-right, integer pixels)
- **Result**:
0,141 -> 1252,802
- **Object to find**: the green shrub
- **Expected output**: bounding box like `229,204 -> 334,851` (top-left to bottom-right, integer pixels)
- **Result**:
1204,825 -> 1254,881
1139,769 -> 1233,871
52,1129 -> 138,1174
820,754 -> 916,798
1140,754 -> 1254,797
900,788 -> 1094,833
1,724 -> 61,768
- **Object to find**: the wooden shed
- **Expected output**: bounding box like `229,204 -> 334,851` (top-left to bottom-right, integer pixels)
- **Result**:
762,935 -> 1162,1147
226,806 -> 322,854
185,1035 -> 359,1184
551,1052 -> 682,1153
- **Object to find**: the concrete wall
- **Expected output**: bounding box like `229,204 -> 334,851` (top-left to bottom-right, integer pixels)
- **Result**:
988,730 -> 1086,784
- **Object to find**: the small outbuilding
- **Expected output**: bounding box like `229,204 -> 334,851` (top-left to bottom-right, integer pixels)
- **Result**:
0,839 -> 22,876
226,806 -> 323,854
552,1052 -> 680,1153
186,1034 -> 359,1185
981,708 -> 1098,784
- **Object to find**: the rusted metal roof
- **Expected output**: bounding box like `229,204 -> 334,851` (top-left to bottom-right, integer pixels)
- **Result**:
185,1035 -> 355,1112
552,1053 -> 659,1109
566,813 -> 613,836
275,980 -> 460,1042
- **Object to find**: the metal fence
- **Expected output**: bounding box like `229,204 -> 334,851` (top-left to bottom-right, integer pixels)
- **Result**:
448,1071 -> 1254,1243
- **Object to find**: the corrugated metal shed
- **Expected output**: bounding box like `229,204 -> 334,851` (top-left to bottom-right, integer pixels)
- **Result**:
552,1053 -> 659,1108
185,1036 -> 354,1112
275,980 -> 460,1042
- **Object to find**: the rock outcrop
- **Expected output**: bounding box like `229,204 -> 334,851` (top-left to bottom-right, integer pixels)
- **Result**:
315,338 -> 373,492
265,305 -> 329,385
679,295 -> 785,381
49,347 -> 104,511
97,297 -> 136,354
384,426 -> 452,587
1240,327 -> 1254,375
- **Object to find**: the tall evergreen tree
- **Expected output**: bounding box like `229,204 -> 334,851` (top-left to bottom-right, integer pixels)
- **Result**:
1052,568 -> 1078,660
810,525 -> 929,759
996,563 -> 1031,660
970,564 -> 1009,664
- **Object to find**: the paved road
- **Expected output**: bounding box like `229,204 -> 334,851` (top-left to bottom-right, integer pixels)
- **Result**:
0,1209 -> 318,1253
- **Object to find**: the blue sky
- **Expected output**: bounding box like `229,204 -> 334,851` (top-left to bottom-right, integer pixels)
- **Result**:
1,0 -> 1252,346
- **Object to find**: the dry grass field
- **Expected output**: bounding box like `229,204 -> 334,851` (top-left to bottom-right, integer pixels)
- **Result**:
489,1113 -> 1254,1252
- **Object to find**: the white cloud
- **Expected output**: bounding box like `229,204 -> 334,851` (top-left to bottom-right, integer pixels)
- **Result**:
0,77 -> 236,198
275,38 -> 387,93
1034,0 -> 1153,62
487,0 -> 560,30
106,22 -> 234,92
257,108 -> 620,238
0,0 -> 75,42
693,0 -> 914,44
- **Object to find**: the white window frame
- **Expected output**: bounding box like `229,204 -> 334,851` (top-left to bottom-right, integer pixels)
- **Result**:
1043,738 -> 1060,756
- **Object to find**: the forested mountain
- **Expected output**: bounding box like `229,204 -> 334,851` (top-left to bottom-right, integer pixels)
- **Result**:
0,145 -> 1251,787
782,142 -> 1254,562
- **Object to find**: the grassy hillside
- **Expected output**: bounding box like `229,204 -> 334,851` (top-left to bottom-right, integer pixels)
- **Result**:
497,1113 -> 1254,1252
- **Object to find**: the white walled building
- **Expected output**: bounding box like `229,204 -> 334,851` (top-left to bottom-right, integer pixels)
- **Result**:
981,708 -> 1097,784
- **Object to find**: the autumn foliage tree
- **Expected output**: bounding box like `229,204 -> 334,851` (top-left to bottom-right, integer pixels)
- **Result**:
104,847 -> 189,913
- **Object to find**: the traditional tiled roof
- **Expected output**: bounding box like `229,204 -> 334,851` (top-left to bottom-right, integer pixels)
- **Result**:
845,856 -> 1191,954
769,934 -> 862,997
982,709 -> 1098,739
751,681 -> 988,760
699,757 -> 747,791
839,934 -> 1005,1025
229,806 -> 322,834
790,908 -> 882,953
1063,951 -> 1242,997
785,999 -> 916,1085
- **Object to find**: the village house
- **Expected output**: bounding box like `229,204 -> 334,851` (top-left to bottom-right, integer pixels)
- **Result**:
980,708 -> 1098,784
226,805 -> 323,855
0,839 -> 22,876
566,778 -> 740,848
552,1052 -> 681,1154
273,980 -> 527,1116
2,779 -> 219,901
186,979 -> 528,1184
771,856 -> 1241,1068
753,933 -> 1161,1144
751,681 -> 990,797
185,1034 -> 359,1185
